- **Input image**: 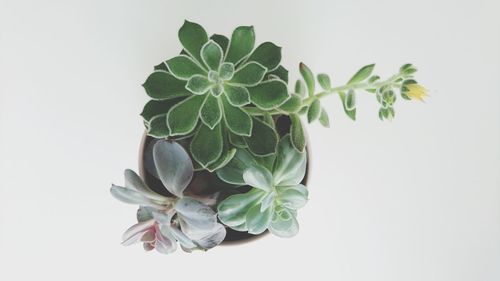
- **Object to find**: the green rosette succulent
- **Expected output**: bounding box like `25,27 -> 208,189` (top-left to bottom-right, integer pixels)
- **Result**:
216,134 -> 308,237
141,20 -> 290,170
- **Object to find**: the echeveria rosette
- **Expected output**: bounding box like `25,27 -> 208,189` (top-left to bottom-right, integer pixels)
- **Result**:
216,135 -> 308,237
110,140 -> 226,254
141,20 -> 290,170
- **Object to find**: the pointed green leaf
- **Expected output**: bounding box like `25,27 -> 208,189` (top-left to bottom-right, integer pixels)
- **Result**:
307,99 -> 321,123
141,98 -> 184,122
230,62 -> 267,86
299,63 -> 315,97
248,80 -> 289,110
201,40 -> 223,71
228,132 -> 248,148
345,89 -> 356,110
178,20 -> 208,64
221,96 -> 252,136
273,135 -> 307,186
278,93 -> 302,113
319,108 -> 330,128
143,71 -> 191,100
166,55 -> 207,80
223,84 -> 250,106
243,166 -> 273,192
245,118 -> 278,156
190,123 -> 223,167
247,42 -> 281,71
246,203 -> 273,235
216,149 -> 258,185
348,64 -> 375,85
317,73 -> 331,90
206,148 -> 237,172
290,114 -> 306,152
200,95 -> 222,129
148,115 -> 169,138
268,65 -> 288,83
210,34 -> 229,54
167,95 -> 205,135
339,91 -> 356,120
186,75 -> 211,95
225,26 -> 255,64
217,189 -> 264,228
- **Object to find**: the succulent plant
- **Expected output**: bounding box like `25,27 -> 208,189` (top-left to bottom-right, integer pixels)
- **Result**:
110,140 -> 226,254
112,20 -> 427,254
216,135 -> 308,237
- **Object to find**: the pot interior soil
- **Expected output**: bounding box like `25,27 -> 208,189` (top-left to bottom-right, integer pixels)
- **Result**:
139,115 -> 309,244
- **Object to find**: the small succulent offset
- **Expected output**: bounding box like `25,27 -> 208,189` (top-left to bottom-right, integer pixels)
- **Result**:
110,140 -> 226,254
112,20 -> 427,255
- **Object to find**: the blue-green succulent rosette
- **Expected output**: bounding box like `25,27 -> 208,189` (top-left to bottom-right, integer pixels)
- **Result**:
141,21 -> 291,171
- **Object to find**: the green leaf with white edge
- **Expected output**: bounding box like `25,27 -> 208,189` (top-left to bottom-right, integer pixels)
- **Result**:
248,80 -> 289,110
245,117 -> 279,156
225,26 -> 255,64
319,108 -> 330,128
216,149 -> 259,185
148,115 -> 169,138
166,55 -> 207,80
221,96 -> 252,136
206,148 -> 237,172
167,94 -> 205,136
277,186 -> 308,210
247,42 -> 281,71
243,165 -> 273,192
246,203 -> 273,235
268,65 -> 289,83
211,84 -> 223,96
178,20 -> 208,64
201,40 -> 223,71
339,91 -> 356,121
269,209 -> 299,238
345,89 -> 356,110
190,123 -> 223,167
307,99 -> 321,123
228,132 -> 247,148
210,34 -> 229,54
217,189 -> 265,228
186,75 -> 212,95
347,64 -> 375,85
141,98 -> 184,123
295,80 -> 306,97
143,71 -> 191,100
199,94 -> 222,129
219,62 -> 235,81
273,134 -> 307,186
279,93 -> 302,113
317,73 -> 331,90
230,62 -> 267,86
290,114 -> 306,152
223,84 -> 250,106
299,63 -> 315,97
154,62 -> 168,71
262,113 -> 274,128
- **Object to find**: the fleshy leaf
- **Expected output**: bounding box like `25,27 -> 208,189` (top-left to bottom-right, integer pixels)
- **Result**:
223,84 -> 250,106
248,80 -> 290,110
153,140 -> 194,197
247,42 -> 281,71
317,73 -> 331,90
279,93 -> 302,113
246,203 -> 273,235
190,123 -> 223,167
175,197 -> 217,232
221,96 -> 252,136
245,117 -> 278,156
216,149 -> 259,185
243,166 -> 273,192
339,91 -> 356,120
110,184 -> 162,208
307,99 -> 321,123
348,64 -> 375,85
201,40 -> 223,71
290,114 -> 306,152
186,75 -> 211,95
178,20 -> 208,64
299,63 -> 315,97
269,209 -> 299,238
141,98 -> 184,122
121,220 -> 155,246
277,185 -> 308,209
219,62 -> 235,80
167,94 -> 205,135
124,169 -> 165,201
147,115 -> 169,138
273,135 -> 307,186
210,34 -> 229,54
156,225 -> 178,254
143,71 -> 191,100
217,189 -> 265,228
225,26 -> 255,64
319,108 -> 330,128
200,94 -> 222,129
230,62 -> 267,86
268,65 -> 289,83
166,55 -> 207,80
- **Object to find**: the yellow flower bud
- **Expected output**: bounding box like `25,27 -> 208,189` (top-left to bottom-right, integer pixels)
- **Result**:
406,84 -> 428,102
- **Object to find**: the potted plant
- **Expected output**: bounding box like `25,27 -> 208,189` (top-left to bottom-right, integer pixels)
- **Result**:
110,20 -> 427,254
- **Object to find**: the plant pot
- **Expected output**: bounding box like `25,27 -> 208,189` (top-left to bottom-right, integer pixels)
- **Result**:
138,116 -> 310,244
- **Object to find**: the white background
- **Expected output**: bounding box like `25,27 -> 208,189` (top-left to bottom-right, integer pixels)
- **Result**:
1,0 -> 499,280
